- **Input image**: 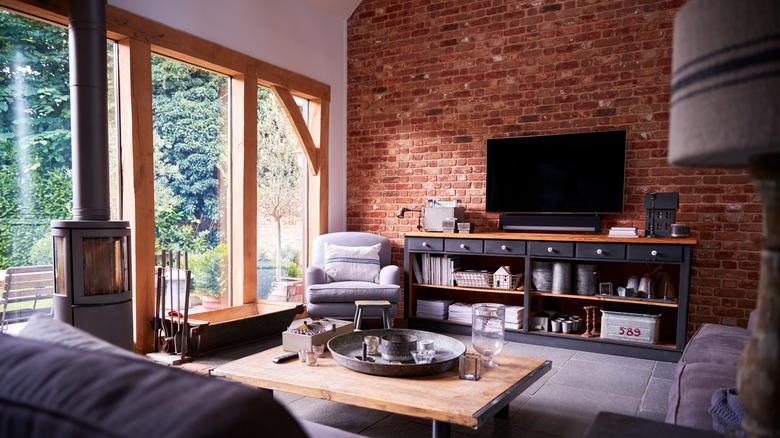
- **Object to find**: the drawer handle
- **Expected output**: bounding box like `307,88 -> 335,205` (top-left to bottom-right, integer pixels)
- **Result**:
422,242 -> 429,247
501,245 -> 507,251
651,249 -> 658,259
547,247 -> 554,253
596,249 -> 603,255
460,244 -> 466,249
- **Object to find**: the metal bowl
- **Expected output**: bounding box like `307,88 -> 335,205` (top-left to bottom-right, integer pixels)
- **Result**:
327,329 -> 466,377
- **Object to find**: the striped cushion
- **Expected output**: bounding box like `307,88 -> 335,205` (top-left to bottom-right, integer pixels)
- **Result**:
324,242 -> 381,283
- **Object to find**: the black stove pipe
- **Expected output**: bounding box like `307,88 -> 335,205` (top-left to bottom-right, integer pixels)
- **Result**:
69,0 -> 110,222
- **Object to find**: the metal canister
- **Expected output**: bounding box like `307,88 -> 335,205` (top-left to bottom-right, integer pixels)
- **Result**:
575,264 -> 598,295
551,262 -> 572,294
532,261 -> 553,291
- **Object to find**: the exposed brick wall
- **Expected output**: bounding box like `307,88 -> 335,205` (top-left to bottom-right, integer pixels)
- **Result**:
346,0 -> 761,337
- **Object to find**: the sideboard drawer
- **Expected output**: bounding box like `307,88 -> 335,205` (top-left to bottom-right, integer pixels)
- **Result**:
407,237 -> 444,252
576,243 -> 626,260
485,240 -> 526,256
627,244 -> 683,262
529,241 -> 575,258
444,238 -> 484,254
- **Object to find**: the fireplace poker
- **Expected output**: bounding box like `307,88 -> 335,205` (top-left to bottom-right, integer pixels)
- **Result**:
163,250 -> 177,354
153,267 -> 163,352
160,254 -> 172,353
180,269 -> 191,362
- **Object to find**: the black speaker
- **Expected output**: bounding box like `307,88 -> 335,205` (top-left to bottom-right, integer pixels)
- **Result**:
499,215 -> 601,232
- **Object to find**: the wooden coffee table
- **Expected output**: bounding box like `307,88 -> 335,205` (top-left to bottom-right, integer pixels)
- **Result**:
212,345 -> 551,437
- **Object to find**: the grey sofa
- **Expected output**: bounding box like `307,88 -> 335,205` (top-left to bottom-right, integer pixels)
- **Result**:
666,314 -> 755,432
306,232 -> 401,319
0,315 -> 359,438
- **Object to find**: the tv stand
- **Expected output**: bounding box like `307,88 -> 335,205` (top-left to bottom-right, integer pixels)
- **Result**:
499,214 -> 601,232
403,232 -> 697,361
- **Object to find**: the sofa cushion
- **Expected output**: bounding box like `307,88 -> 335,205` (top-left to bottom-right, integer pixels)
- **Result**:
0,334 -> 306,438
324,242 -> 381,283
666,361 -> 737,430
679,323 -> 749,367
308,281 -> 401,304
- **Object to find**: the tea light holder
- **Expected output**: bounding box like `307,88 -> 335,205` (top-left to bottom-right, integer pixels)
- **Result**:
364,336 -> 379,355
459,353 -> 481,380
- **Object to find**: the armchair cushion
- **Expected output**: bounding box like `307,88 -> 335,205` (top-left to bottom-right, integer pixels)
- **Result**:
324,242 -> 381,283
308,281 -> 401,304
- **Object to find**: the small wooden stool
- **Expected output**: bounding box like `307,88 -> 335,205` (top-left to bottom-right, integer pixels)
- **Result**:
353,300 -> 392,329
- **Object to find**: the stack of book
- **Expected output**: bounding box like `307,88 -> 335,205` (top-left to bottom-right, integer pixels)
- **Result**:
413,254 -> 461,286
505,305 -> 524,330
416,299 -> 454,319
447,302 -> 473,324
608,226 -> 639,238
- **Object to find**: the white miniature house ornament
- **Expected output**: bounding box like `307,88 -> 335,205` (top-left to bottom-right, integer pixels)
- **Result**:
493,266 -> 512,289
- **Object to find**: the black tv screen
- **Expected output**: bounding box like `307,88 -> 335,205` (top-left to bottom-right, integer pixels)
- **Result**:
486,130 -> 626,214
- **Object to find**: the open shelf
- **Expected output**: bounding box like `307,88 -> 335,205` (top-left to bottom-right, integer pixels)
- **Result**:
404,232 -> 695,362
414,283 -> 525,295
529,291 -> 679,308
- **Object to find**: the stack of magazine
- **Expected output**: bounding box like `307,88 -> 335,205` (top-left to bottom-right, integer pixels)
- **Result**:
416,299 -> 453,319
608,226 -> 639,238
447,302 -> 473,324
506,305 -> 524,330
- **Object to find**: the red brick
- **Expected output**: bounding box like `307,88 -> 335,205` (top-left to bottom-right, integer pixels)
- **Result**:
347,0 -> 759,333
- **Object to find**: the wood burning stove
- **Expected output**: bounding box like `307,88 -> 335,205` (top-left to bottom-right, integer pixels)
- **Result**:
50,0 -> 133,350
52,220 -> 132,350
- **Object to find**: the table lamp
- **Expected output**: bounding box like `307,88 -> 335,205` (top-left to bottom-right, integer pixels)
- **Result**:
669,1 -> 780,437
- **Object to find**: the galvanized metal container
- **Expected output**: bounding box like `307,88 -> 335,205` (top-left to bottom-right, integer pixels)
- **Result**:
575,264 -> 598,295
551,262 -> 571,294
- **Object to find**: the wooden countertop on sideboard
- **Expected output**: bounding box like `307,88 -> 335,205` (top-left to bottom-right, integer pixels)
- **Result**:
404,231 -> 697,246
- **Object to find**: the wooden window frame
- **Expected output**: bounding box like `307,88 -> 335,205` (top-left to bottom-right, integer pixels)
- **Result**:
1,0 -> 330,353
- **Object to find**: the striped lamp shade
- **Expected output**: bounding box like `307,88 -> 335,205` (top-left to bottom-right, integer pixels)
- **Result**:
668,0 -> 780,167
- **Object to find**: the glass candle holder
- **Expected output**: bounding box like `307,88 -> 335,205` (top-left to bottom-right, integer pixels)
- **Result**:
459,353 -> 481,380
305,350 -> 318,367
364,336 -> 380,356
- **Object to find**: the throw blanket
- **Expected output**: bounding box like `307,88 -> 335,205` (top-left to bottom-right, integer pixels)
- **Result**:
709,387 -> 745,434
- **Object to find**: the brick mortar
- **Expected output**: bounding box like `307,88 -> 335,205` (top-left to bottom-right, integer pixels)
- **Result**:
346,0 -> 760,338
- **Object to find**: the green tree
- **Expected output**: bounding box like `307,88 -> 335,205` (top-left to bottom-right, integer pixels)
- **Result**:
0,10 -> 72,269
151,56 -> 229,252
257,87 -> 302,280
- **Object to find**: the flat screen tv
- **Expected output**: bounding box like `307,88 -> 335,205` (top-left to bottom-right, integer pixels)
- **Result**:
486,130 -> 626,215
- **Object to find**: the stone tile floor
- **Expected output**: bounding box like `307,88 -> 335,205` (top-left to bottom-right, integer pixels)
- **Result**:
196,333 -> 675,438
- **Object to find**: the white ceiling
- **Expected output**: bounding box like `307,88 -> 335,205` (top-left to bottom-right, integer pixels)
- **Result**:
302,0 -> 363,20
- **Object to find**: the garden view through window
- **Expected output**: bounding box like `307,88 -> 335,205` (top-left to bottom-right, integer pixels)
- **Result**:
1,8 -> 310,326
151,60 -> 307,312
256,86 -> 306,304
0,10 -> 119,328
151,55 -> 231,311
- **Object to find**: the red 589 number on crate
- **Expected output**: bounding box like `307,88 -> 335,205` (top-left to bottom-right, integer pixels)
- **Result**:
600,310 -> 661,344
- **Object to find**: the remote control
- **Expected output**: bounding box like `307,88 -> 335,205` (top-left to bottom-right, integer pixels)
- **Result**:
272,352 -> 299,363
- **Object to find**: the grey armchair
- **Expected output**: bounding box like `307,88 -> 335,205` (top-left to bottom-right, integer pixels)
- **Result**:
306,232 -> 401,320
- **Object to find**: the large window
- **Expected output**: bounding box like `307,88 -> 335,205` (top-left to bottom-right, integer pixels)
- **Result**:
0,10 -> 71,270
0,10 -> 119,327
151,55 -> 230,312
256,87 -> 306,302
1,1 -> 329,350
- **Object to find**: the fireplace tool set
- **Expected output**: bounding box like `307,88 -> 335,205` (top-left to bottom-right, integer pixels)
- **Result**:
152,251 -> 192,364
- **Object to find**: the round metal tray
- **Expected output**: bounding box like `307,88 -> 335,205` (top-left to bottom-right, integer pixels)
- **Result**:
327,329 -> 466,377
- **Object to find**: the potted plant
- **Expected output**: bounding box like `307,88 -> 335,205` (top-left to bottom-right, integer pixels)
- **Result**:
190,243 -> 228,310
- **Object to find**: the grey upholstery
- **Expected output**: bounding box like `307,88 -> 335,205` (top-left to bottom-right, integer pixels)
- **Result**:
666,312 -> 755,432
306,232 -> 401,319
0,315 -> 361,438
